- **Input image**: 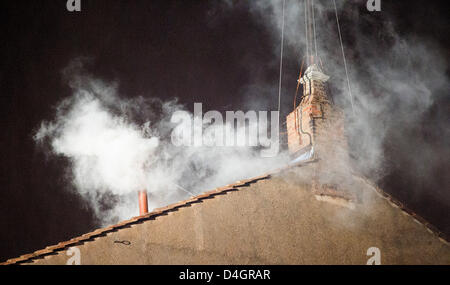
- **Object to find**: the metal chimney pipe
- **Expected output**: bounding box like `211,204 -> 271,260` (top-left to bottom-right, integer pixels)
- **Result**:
138,190 -> 148,215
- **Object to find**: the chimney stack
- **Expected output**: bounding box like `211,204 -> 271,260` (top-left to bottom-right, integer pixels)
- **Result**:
138,190 -> 148,215
286,64 -> 356,208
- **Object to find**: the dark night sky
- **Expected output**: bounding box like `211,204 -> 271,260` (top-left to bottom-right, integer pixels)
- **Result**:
0,0 -> 449,261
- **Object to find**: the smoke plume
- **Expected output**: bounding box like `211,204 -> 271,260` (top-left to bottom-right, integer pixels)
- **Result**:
227,0 -> 450,183
34,61 -> 288,225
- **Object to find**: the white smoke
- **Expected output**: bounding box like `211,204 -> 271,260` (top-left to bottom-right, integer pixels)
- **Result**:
34,64 -> 288,225
222,0 -> 450,181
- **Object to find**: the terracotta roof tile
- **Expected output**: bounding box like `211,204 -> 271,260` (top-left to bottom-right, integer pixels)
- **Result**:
33,248 -> 54,256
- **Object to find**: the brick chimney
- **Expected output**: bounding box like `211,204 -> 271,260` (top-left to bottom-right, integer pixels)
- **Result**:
286,64 -> 356,208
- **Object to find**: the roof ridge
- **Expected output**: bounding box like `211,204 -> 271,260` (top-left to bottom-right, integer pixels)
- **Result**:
352,174 -> 450,245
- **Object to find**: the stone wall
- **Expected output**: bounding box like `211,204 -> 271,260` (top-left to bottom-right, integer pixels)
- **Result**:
27,170 -> 450,265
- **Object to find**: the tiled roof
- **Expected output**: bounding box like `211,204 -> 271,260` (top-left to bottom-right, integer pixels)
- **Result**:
1,159 -> 448,265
